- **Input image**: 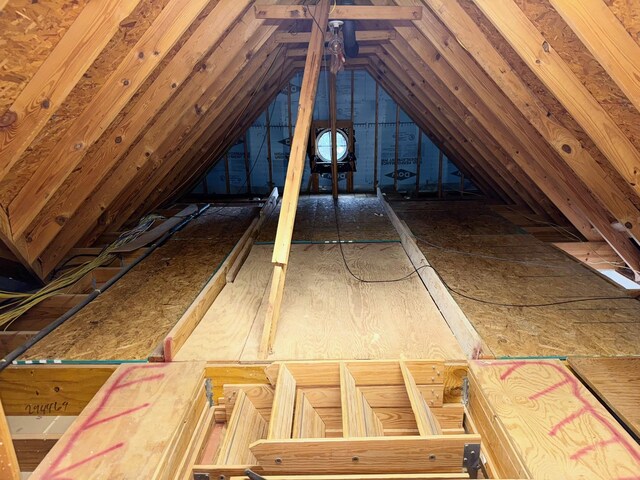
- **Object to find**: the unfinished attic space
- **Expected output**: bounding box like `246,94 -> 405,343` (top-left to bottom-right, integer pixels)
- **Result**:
2,1 -> 640,479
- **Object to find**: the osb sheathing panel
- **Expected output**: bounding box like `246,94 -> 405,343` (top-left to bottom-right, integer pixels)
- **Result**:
24,3 -> 219,241
514,0 -> 640,152
0,0 -> 170,208
393,201 -> 640,358
606,0 -> 640,46
455,0 -> 640,212
21,206 -> 258,361
0,0 -> 88,113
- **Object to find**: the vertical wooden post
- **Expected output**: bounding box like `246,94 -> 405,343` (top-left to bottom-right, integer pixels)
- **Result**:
394,104 -> 400,192
415,129 -> 422,194
266,109 -> 274,190
243,133 -> 252,194
438,150 -> 443,198
0,399 -> 19,480
348,69 -> 355,192
260,0 -> 330,357
224,153 -> 231,195
373,81 -> 379,191
330,71 -> 339,199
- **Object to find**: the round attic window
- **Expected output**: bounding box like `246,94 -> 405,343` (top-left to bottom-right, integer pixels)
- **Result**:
316,129 -> 348,163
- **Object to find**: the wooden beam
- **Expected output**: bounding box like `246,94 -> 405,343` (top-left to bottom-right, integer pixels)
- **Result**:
388,6 -> 640,278
21,0 -> 254,265
340,363 -> 384,437
369,52 -> 530,208
400,361 -> 441,435
548,0 -> 640,114
8,0 -> 211,241
275,30 -> 396,44
553,241 -> 624,272
261,0 -> 330,356
0,399 -> 19,480
471,0 -> 640,205
378,189 -> 489,359
267,365 -> 297,439
0,0 -> 141,188
330,71 -> 339,199
422,0 -> 640,241
255,5 -> 422,21
33,11 -> 281,276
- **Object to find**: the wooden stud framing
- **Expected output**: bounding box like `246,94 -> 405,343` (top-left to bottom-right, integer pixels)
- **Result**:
421,0 -> 640,240
330,71 -> 339,199
261,0 -> 330,356
20,0 -> 254,266
471,0 -> 640,206
0,0 -> 141,186
8,0 -> 211,240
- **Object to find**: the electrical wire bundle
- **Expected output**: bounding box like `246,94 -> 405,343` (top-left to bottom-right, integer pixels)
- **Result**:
0,214 -> 163,329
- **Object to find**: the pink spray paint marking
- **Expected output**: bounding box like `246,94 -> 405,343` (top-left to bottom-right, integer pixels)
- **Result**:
479,360 -> 640,479
40,364 -> 168,480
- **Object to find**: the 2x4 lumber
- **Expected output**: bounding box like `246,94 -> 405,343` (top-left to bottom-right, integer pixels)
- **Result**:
330,72 -> 339,199
340,363 -> 384,438
216,390 -> 267,465
255,5 -> 422,21
145,48 -> 292,212
163,191 -> 277,360
422,0 -> 640,241
293,391 -> 326,438
366,63 -> 505,203
0,0 -> 141,190
262,0 -> 330,356
275,30 -> 396,44
549,0 -> 640,113
388,2 -> 594,236
370,51 -> 532,209
228,476 -> 468,480
400,361 -> 441,436
34,10 -> 279,276
0,399 -> 19,480
8,0 -> 211,242
22,0 -> 254,265
100,22 -> 284,234
267,365 -> 297,440
377,190 -> 489,359
249,435 -> 480,474
552,241 -> 623,272
471,0 -> 640,207
391,7 -> 640,278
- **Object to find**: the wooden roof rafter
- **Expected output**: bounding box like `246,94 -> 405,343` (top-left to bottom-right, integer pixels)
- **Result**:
16,0 -> 255,272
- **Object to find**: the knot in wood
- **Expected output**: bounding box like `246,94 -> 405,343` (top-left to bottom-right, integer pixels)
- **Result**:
0,110 -> 18,129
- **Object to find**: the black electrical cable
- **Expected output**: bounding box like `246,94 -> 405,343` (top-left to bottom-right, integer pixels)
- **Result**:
333,200 -> 640,306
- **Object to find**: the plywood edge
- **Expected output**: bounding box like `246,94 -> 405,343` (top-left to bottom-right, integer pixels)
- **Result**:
376,190 -> 490,360
164,192 -> 278,361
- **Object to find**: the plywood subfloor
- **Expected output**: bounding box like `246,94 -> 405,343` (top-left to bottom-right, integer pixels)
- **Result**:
569,356 -> 640,438
392,200 -> 640,357
22,207 -> 257,361
470,360 -> 640,479
257,194 -> 399,242
176,242 -> 465,362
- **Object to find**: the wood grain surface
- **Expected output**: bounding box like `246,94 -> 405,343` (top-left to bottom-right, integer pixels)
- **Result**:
569,356 -> 640,438
21,207 -> 256,361
176,242 -> 464,362
470,359 -> 640,479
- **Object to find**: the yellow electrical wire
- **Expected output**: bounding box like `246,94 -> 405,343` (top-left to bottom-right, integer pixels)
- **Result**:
0,214 -> 164,329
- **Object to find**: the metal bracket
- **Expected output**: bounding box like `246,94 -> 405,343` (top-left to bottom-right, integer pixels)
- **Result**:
463,443 -> 481,479
462,377 -> 470,406
205,378 -> 213,407
193,473 -> 209,480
